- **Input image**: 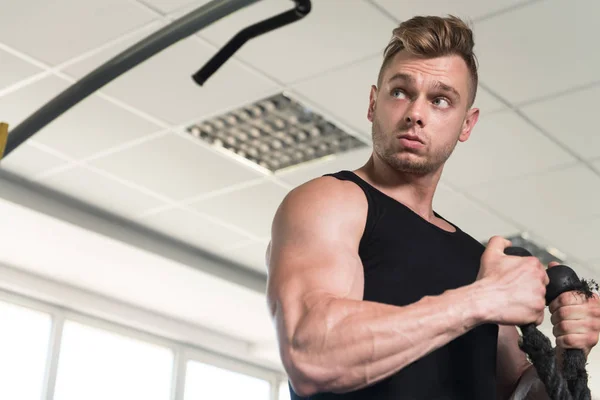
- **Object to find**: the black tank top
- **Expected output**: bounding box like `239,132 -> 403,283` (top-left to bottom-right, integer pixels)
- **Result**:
288,170 -> 499,400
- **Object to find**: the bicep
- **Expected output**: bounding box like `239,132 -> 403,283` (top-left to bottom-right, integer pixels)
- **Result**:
266,178 -> 367,342
496,325 -> 531,399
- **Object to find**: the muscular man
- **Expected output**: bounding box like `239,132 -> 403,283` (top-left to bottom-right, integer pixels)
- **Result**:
266,15 -> 600,399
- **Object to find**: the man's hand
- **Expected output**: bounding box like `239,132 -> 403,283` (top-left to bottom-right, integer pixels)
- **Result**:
548,262 -> 600,357
476,236 -> 549,327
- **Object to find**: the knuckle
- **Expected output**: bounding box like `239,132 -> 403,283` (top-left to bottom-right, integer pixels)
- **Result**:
536,298 -> 546,311
589,318 -> 600,333
528,257 -> 542,267
584,318 -> 594,329
553,325 -> 560,337
552,321 -> 568,336
563,335 -> 577,347
556,293 -> 569,306
538,287 -> 547,299
556,307 -> 568,320
557,321 -> 569,333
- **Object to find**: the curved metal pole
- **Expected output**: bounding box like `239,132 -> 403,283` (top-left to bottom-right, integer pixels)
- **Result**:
193,0 -> 311,85
1,0 -> 288,159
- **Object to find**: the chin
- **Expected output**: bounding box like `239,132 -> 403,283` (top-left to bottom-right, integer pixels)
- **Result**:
386,154 -> 438,174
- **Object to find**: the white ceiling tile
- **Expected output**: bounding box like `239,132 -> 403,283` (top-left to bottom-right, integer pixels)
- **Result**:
0,48 -> 43,91
580,258 -> 600,276
147,0 -> 209,14
86,35 -> 279,125
0,74 -> 162,159
442,110 -> 576,188
62,21 -> 165,79
40,166 -> 165,218
0,144 -> 68,178
198,0 -> 397,84
0,75 -> 70,129
473,85 -> 506,114
136,207 -> 250,251
214,240 -> 269,274
0,0 -> 159,65
291,55 -> 381,137
33,93 -> 164,160
372,0 -> 528,21
190,181 -> 289,238
474,0 -> 600,104
535,215 -> 600,264
467,164 -> 600,237
275,146 -> 373,188
89,133 -> 263,201
433,184 -> 520,242
520,84 -> 600,160
565,261 -> 598,284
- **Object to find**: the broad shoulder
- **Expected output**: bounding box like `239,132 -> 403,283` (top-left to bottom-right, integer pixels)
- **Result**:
274,175 -> 368,225
267,175 -> 368,273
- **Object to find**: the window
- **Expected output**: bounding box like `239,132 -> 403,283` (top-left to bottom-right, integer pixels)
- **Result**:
279,380 -> 291,400
184,360 -> 271,399
0,300 -> 52,400
0,293 -> 282,400
53,320 -> 174,400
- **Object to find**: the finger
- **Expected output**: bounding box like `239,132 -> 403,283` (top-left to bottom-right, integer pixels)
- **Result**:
550,305 -> 588,325
588,292 -> 600,304
542,268 -> 550,286
486,236 -> 512,254
552,319 -> 590,337
556,332 -> 599,350
549,291 -> 588,314
548,261 -> 561,268
536,314 -> 544,326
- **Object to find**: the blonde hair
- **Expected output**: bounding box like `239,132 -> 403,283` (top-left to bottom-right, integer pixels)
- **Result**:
378,15 -> 478,107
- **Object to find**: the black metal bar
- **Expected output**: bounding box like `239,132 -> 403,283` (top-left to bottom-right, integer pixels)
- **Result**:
1,0 -> 263,159
192,0 -> 312,85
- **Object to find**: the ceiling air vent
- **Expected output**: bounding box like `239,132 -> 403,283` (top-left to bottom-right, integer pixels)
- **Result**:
482,233 -> 566,265
186,93 -> 368,173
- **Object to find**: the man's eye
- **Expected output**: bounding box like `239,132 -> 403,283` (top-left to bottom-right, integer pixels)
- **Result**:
433,98 -> 450,108
392,89 -> 407,99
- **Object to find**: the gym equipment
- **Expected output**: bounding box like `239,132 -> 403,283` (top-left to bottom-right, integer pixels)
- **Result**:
0,0 -> 311,160
0,123 -> 8,159
505,246 -> 595,400
193,0 -> 310,85
0,1 -> 596,398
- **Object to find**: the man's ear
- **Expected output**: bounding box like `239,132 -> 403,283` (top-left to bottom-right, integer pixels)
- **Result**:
367,85 -> 377,122
459,107 -> 479,142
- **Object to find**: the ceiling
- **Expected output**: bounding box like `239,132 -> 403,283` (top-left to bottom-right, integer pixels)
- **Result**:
1,0 -> 600,387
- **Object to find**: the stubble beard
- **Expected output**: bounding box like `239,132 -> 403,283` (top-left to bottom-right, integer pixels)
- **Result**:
371,116 -> 459,176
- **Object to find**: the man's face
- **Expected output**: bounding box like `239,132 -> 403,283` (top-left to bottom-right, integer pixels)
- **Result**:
368,51 -> 479,176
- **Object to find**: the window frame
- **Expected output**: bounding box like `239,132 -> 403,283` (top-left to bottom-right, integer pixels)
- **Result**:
0,288 -> 288,400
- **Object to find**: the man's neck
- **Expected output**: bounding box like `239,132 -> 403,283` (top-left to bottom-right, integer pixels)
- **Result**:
354,155 -> 443,223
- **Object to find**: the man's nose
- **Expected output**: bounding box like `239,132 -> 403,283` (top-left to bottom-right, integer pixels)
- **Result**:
404,99 -> 426,127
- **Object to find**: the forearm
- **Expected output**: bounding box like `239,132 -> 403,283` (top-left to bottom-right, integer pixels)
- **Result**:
285,281 -> 490,395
